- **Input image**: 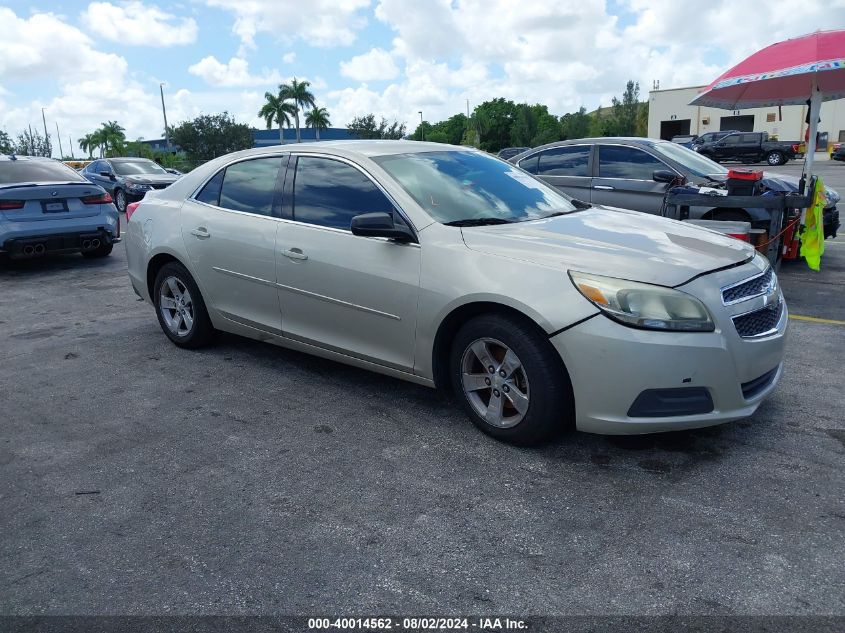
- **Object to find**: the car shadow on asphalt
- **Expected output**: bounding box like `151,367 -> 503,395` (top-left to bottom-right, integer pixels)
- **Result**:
0,253 -> 117,278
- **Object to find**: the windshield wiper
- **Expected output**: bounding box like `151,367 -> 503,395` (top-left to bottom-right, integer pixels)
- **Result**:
443,217 -> 514,227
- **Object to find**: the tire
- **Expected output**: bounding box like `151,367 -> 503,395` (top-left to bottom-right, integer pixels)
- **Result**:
449,313 -> 573,445
81,243 -> 113,258
114,188 -> 127,213
153,262 -> 214,349
766,151 -> 785,166
712,209 -> 750,222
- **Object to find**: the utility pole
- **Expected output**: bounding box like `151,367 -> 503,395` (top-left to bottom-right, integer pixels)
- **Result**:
160,83 -> 170,152
41,108 -> 50,157
418,111 -> 424,141
466,99 -> 470,118
28,124 -> 35,155
69,136 -> 75,160
55,121 -> 64,159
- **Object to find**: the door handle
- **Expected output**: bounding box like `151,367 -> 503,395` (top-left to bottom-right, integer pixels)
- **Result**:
282,248 -> 308,261
594,185 -> 614,190
190,227 -> 210,239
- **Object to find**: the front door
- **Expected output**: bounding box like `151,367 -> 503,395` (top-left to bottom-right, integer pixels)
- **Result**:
180,156 -> 285,333
275,155 -> 421,372
590,144 -> 675,214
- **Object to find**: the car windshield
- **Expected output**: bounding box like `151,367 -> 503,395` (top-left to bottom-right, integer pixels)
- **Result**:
373,150 -> 576,224
0,160 -> 87,185
112,161 -> 168,176
651,141 -> 728,178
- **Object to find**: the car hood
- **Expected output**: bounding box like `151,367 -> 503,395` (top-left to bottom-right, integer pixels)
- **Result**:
124,174 -> 179,185
460,206 -> 754,287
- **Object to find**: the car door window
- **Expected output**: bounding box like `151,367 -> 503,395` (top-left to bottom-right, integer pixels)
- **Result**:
218,157 -> 281,216
597,145 -> 667,180
293,156 -> 393,231
537,146 -> 590,176
518,154 -> 539,174
195,169 -> 224,206
722,135 -> 740,145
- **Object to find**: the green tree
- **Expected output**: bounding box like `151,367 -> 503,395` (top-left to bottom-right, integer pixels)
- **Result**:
305,106 -> 331,141
531,113 -> 561,146
636,100 -> 649,137
77,133 -> 97,158
15,128 -> 52,157
411,120 -> 433,141
99,121 -> 126,157
0,129 -> 13,154
610,80 -> 641,136
169,112 -> 253,161
347,114 -> 406,139
559,107 -> 592,140
279,77 -> 316,143
472,98 -> 519,152
429,113 -> 468,145
588,105 -> 620,137
258,91 -> 296,144
125,139 -> 154,159
510,104 -> 538,147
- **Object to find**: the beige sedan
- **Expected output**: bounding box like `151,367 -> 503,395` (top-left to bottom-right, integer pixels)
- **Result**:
124,141 -> 787,444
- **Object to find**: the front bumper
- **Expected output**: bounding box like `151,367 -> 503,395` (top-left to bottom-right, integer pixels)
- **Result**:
551,263 -> 788,435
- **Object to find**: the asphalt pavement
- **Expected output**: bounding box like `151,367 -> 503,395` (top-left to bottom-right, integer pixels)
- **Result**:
1,161 -> 843,622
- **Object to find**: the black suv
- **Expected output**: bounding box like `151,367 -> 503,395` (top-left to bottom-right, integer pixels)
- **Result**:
82,158 -> 179,212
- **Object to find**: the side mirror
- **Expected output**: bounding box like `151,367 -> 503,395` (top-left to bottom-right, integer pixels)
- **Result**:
351,212 -> 415,242
653,170 -> 678,184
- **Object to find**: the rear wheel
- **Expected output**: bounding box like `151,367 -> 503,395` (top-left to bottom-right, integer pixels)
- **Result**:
766,151 -> 786,166
114,188 -> 127,212
153,262 -> 214,348
450,313 -> 573,445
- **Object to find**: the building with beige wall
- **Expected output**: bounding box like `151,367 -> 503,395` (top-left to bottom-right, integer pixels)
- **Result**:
647,85 -> 845,150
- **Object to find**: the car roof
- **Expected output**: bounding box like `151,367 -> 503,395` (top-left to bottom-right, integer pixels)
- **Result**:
109,157 -> 156,162
0,154 -> 57,162
509,137 -> 667,162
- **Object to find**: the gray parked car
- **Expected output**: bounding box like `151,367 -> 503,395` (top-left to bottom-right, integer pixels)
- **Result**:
509,138 -> 839,232
0,155 -> 120,259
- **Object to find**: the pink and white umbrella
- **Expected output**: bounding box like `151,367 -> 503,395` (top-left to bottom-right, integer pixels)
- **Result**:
690,29 -> 845,182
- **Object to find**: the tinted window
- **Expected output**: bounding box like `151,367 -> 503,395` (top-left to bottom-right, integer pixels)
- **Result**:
537,146 -> 590,176
218,158 -> 281,216
86,161 -> 102,173
598,145 -> 666,180
518,154 -> 539,174
740,134 -> 758,143
293,157 -> 393,230
195,169 -> 224,206
722,135 -> 741,145
112,160 -> 168,176
0,159 -> 87,185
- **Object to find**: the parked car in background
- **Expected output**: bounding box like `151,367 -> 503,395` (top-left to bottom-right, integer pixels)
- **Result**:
126,141 -> 786,445
695,131 -> 798,165
82,157 -> 179,212
509,138 -> 839,237
691,130 -> 740,150
670,134 -> 698,148
164,168 -> 183,176
497,147 -> 531,161
0,155 -> 119,259
832,143 -> 845,162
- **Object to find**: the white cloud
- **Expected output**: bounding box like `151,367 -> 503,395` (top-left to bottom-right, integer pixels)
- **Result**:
188,56 -> 282,87
282,52 -> 297,64
80,1 -> 198,46
203,0 -> 370,52
340,48 -> 399,81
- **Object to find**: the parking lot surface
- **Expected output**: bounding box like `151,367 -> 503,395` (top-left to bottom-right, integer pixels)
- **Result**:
1,161 -> 843,617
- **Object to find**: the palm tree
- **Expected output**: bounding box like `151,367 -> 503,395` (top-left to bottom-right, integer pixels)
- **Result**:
99,121 -> 126,157
258,91 -> 297,145
78,133 -> 97,158
279,77 -> 315,143
305,106 -> 331,141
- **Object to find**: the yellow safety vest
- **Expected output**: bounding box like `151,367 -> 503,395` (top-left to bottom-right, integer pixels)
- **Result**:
799,177 -> 825,271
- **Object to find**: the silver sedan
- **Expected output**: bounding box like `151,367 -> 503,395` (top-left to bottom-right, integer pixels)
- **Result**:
124,141 -> 787,444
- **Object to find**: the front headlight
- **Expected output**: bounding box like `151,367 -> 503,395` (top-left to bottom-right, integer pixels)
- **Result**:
127,183 -> 151,192
569,271 -> 715,332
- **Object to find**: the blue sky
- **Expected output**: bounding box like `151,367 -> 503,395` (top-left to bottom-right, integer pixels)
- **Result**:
0,0 -> 840,157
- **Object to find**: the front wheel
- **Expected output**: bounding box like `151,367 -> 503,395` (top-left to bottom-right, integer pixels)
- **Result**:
114,189 -> 127,212
153,262 -> 214,348
450,313 -> 574,445
766,151 -> 786,166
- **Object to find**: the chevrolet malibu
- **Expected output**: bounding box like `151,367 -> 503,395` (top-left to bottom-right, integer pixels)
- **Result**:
124,142 -> 787,445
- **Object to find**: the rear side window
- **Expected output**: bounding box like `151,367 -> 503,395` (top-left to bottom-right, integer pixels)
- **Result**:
195,170 -> 224,206
518,154 -> 539,174
597,145 -> 666,180
293,156 -> 393,230
218,158 -> 281,216
0,160 -> 87,185
537,146 -> 590,176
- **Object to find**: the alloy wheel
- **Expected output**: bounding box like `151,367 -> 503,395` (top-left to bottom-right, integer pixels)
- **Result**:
460,337 -> 530,428
159,276 -> 194,337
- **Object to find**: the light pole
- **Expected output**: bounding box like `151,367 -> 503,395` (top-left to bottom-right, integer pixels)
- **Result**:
41,108 -> 50,157
55,121 -> 64,159
418,111 -> 424,141
160,83 -> 170,152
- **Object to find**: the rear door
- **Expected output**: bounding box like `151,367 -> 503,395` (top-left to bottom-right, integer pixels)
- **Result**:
518,145 -> 592,202
180,155 -> 286,334
590,144 -> 677,214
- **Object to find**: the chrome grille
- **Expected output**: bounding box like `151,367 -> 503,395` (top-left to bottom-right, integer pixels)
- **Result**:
722,268 -> 774,305
732,300 -> 783,338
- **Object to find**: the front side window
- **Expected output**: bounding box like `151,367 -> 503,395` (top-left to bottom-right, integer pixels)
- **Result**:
218,158 -> 281,216
293,156 -> 393,230
597,145 -> 666,180
537,146 -> 590,177
374,150 -> 576,224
